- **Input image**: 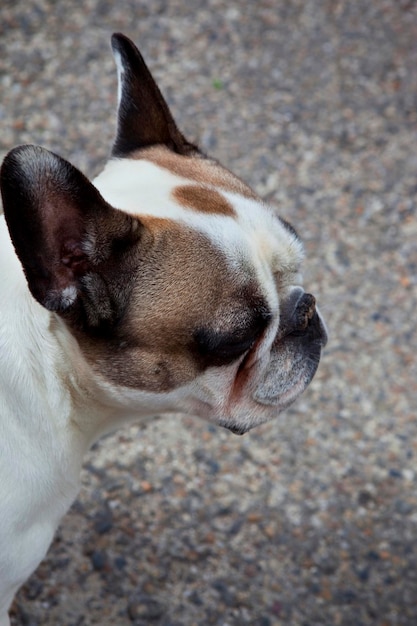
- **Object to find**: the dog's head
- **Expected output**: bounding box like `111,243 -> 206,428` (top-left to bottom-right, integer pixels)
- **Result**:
0,34 -> 327,435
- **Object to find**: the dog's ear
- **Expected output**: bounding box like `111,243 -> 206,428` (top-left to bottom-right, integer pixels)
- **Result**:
111,32 -> 196,157
0,144 -> 142,330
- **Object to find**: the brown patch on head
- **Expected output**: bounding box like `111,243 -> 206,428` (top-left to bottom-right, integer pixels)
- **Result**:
75,217 -> 263,394
172,184 -> 236,217
132,145 -> 259,200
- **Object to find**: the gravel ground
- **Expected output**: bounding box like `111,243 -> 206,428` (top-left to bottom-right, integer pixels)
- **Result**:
1,1 -> 417,625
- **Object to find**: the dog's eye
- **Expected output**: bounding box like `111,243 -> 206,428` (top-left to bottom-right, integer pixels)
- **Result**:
194,329 -> 256,365
212,335 -> 256,360
194,309 -> 271,366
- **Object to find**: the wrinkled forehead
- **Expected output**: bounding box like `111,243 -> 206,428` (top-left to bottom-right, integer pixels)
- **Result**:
93,149 -> 304,295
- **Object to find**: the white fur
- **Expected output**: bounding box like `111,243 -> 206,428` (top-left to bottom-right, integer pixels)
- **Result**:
93,158 -> 304,310
113,49 -> 124,108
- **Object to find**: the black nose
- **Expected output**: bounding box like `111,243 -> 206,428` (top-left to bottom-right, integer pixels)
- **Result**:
293,293 -> 316,332
278,289 -> 327,346
293,293 -> 328,346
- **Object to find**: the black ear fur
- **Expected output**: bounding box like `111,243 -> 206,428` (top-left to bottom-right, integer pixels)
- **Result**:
111,33 -> 197,157
0,144 -> 141,329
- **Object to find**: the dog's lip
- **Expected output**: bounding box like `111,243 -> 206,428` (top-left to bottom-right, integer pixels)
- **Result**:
228,333 -> 267,405
224,423 -> 249,436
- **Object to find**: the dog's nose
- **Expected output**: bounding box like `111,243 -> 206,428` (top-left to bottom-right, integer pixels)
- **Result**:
277,288 -> 327,347
292,292 -> 328,346
293,292 -> 316,332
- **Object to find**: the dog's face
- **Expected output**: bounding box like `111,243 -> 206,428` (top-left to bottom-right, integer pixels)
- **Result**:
0,34 -> 327,435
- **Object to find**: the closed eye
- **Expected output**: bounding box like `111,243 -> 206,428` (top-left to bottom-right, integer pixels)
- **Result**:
207,335 -> 257,360
194,308 -> 271,366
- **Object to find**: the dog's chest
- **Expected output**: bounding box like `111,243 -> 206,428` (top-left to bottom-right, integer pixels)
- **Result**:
0,433 -> 81,603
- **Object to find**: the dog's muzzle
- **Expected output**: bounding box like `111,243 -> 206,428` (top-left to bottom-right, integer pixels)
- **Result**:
253,287 -> 327,407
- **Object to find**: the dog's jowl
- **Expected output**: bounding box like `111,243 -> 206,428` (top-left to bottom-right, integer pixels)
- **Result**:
0,33 -> 327,624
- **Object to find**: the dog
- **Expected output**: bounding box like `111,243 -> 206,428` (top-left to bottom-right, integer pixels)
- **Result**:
0,33 -> 327,624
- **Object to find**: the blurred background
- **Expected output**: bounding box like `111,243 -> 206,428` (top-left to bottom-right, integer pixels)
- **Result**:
1,1 -> 417,624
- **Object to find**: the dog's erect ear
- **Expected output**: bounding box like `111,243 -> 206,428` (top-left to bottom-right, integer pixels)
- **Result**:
1,145 -> 142,329
111,32 -> 197,157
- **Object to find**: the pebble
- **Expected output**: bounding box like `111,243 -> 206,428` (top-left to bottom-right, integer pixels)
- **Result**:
90,549 -> 109,572
127,595 -> 166,621
211,579 -> 236,607
93,506 -> 114,534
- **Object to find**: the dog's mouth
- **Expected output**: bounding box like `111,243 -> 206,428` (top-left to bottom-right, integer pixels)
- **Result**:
254,289 -> 327,407
222,289 -> 327,433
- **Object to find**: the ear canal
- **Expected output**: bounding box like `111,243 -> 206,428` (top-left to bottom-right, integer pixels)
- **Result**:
1,144 -> 142,327
111,32 -> 197,157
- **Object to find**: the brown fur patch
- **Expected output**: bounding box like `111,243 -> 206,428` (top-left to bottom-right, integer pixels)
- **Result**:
132,145 -> 259,200
172,185 -> 236,217
75,218 -> 257,393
